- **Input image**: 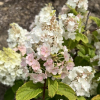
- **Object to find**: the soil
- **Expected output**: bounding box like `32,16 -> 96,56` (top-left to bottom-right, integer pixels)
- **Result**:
0,0 -> 100,100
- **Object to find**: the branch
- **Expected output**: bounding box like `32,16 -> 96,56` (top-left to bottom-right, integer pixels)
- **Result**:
42,79 -> 46,100
84,11 -> 91,33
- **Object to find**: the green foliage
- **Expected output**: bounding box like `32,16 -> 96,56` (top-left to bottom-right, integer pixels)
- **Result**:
4,80 -> 24,100
48,79 -> 58,98
90,16 -> 100,27
75,42 -> 96,66
75,56 -> 90,66
77,44 -> 86,55
97,83 -> 100,94
75,33 -> 88,43
63,38 -> 78,50
12,80 -> 24,93
56,82 -> 77,100
77,96 -> 86,100
92,31 -> 99,42
16,81 -> 43,100
88,49 -> 95,58
4,87 -> 15,100
94,72 -> 100,81
46,95 -> 69,100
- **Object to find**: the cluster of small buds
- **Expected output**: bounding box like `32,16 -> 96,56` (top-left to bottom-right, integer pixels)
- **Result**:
59,13 -> 79,40
67,0 -> 88,12
0,48 -> 28,86
62,66 -> 97,97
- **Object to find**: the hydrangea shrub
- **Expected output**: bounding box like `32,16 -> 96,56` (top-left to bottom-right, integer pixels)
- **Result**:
1,0 -> 100,100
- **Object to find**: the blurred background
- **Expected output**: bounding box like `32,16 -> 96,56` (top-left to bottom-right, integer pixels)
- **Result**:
0,0 -> 100,100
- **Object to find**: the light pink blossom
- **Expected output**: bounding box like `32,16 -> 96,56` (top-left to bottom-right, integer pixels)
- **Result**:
30,73 -> 47,83
37,43 -> 51,57
18,46 -> 26,56
21,58 -> 27,67
61,71 -> 68,79
32,60 -> 40,70
13,46 -> 26,56
44,58 -> 53,67
66,62 -> 74,70
64,51 -> 69,62
26,53 -> 34,66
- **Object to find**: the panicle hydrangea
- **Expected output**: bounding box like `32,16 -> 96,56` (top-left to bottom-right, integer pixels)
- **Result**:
59,13 -> 80,40
0,48 -> 27,86
67,0 -> 88,12
23,4 -> 75,84
62,66 -> 97,97
26,4 -> 63,54
7,23 -> 28,49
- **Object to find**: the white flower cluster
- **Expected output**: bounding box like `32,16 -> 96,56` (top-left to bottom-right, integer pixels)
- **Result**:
67,0 -> 88,12
59,13 -> 79,40
62,66 -> 97,97
0,48 -> 27,86
26,4 -> 63,54
7,23 -> 28,49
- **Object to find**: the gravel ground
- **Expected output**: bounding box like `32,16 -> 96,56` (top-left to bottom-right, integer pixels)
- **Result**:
0,0 -> 100,100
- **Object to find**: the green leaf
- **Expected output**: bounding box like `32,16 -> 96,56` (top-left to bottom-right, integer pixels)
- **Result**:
77,96 -> 86,100
16,81 -> 43,100
94,72 -> 100,80
92,31 -> 99,42
12,80 -> 24,93
91,95 -> 100,100
75,56 -> 90,66
56,82 -> 76,100
91,60 -> 98,66
77,45 -> 86,55
48,79 -> 58,98
47,95 -> 68,100
78,51 -> 85,57
4,87 -> 15,100
88,49 -> 95,58
67,4 -> 78,15
75,33 -> 88,43
90,16 -> 100,27
97,83 -> 100,94
63,38 -> 78,50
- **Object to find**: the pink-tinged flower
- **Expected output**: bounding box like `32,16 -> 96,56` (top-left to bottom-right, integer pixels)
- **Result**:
30,73 -> 47,83
51,67 -> 60,75
61,71 -> 68,79
44,58 -> 53,67
26,53 -> 34,66
32,60 -> 40,70
21,58 -> 27,67
37,43 -> 50,58
18,46 -> 26,56
13,48 -> 18,51
64,51 -> 69,62
34,69 -> 42,73
66,62 -> 74,70
40,56 -> 47,61
63,46 -> 68,52
46,66 -> 59,75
